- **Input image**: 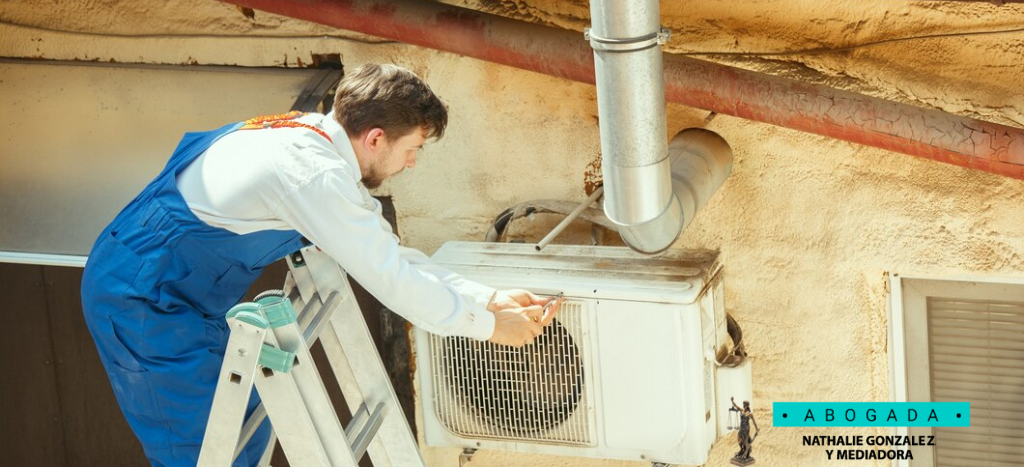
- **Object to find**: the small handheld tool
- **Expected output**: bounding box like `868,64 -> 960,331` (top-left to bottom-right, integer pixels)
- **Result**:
540,292 -> 564,322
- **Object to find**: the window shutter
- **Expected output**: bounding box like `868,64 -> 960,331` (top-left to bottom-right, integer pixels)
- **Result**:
927,298 -> 1024,467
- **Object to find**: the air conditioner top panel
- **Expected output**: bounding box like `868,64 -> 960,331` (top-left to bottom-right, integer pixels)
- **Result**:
433,241 -> 720,304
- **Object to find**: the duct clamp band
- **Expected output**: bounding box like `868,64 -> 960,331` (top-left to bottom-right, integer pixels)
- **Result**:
584,27 -> 671,53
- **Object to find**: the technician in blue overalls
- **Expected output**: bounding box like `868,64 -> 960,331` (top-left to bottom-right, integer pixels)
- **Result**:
81,63 -> 560,467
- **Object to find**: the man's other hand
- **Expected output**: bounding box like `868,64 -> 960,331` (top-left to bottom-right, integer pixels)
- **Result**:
487,289 -> 562,326
487,289 -> 545,311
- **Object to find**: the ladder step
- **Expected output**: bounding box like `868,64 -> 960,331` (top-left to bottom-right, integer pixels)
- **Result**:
344,404 -> 369,440
345,402 -> 389,461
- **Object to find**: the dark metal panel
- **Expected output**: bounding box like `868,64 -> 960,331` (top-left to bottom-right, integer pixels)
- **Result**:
0,196 -> 410,466
42,266 -> 147,466
0,197 -> 409,466
0,263 -> 67,467
378,307 -> 417,442
291,68 -> 344,113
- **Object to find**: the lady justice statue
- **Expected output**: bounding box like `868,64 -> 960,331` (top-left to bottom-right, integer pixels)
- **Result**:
730,397 -> 759,466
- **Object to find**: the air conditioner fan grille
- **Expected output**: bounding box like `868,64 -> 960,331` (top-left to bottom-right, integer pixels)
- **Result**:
429,301 -> 590,445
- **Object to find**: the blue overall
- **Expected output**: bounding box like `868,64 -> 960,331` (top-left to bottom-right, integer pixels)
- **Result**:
81,122 -> 309,467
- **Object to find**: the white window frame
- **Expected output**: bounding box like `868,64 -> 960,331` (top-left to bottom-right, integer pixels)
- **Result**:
888,274 -> 1024,467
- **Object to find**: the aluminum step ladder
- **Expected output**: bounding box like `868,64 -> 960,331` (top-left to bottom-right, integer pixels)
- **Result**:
197,245 -> 426,467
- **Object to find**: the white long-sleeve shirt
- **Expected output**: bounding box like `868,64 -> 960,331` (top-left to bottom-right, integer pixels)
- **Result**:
175,111 -> 496,340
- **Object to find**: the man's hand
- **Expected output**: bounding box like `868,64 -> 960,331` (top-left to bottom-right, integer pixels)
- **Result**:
486,290 -> 565,347
487,289 -> 563,326
488,306 -> 545,348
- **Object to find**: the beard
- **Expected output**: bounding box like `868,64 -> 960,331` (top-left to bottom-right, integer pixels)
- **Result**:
361,146 -> 401,189
361,171 -> 385,190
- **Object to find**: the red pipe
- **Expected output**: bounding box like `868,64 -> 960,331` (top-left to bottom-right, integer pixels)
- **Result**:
223,0 -> 1024,180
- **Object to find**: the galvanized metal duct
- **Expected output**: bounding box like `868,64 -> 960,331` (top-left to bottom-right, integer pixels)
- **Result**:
588,1 -> 732,253
587,0 -> 671,231
586,0 -> 675,252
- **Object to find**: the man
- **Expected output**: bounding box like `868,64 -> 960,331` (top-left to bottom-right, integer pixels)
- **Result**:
81,63 -> 561,467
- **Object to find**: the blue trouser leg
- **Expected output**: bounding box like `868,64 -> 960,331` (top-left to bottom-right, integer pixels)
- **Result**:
82,276 -> 271,467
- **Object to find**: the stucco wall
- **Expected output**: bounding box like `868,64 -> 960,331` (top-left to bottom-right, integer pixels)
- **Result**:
2,1 -> 1022,465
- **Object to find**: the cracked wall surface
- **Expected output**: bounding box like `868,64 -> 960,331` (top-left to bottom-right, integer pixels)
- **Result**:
2,1 -> 1023,466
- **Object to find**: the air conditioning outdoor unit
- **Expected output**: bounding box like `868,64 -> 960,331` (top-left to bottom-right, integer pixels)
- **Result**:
415,241 -> 744,465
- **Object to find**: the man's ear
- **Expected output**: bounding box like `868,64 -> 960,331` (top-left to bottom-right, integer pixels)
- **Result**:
364,128 -> 386,153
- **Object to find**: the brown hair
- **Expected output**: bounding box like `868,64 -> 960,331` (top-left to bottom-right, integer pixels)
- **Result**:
332,64 -> 448,140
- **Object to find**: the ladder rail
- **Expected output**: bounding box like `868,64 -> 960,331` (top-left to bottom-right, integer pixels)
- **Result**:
303,250 -> 426,467
263,295 -> 358,467
198,316 -> 266,467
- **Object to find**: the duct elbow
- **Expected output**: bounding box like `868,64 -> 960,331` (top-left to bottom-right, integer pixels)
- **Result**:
616,195 -> 685,255
615,128 -> 734,254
